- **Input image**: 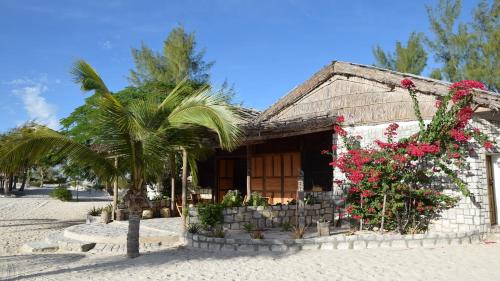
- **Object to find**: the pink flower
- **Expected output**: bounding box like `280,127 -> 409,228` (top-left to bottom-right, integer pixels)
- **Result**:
336,115 -> 345,123
450,80 -> 485,91
348,171 -> 365,184
334,125 -> 347,137
401,78 -> 415,89
449,128 -> 470,142
484,141 -> 494,150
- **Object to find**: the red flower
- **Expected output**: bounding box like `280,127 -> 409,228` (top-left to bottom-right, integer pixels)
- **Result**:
348,170 -> 365,184
336,115 -> 345,123
401,79 -> 415,89
449,152 -> 460,159
407,143 -> 425,157
457,106 -> 473,127
451,89 -> 471,103
450,80 -> 485,91
352,214 -> 362,220
449,128 -> 470,142
334,125 -> 347,137
332,144 -> 338,150
484,141 -> 494,150
321,149 -> 329,155
361,190 -> 374,197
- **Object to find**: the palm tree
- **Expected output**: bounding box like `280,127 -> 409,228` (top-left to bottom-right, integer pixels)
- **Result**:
0,60 -> 242,258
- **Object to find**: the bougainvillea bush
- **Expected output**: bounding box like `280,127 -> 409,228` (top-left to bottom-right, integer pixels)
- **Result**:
326,79 -> 494,234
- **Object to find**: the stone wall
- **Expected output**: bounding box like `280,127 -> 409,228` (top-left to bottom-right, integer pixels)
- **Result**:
185,230 -> 481,252
333,118 -> 499,233
188,191 -> 336,230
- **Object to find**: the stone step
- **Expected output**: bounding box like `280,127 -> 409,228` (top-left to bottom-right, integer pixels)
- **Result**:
20,241 -> 59,253
46,232 -> 96,252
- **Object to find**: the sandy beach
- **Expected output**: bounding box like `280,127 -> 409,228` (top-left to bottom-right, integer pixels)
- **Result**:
1,187 -> 500,281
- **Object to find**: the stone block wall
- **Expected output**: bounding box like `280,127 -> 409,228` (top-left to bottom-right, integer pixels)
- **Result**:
187,191 -> 336,230
334,118 -> 499,233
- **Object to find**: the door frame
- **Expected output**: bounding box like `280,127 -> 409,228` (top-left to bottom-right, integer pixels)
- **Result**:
486,155 -> 498,225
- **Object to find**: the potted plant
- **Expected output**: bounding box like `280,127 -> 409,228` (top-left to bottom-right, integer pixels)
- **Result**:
86,206 -> 102,224
142,209 -> 154,219
100,204 -> 112,224
317,216 -> 330,236
160,207 -> 171,218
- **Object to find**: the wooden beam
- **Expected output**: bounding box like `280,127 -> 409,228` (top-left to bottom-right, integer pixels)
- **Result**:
246,145 -> 252,200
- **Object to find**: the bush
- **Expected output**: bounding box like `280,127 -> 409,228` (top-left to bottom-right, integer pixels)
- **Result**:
49,187 -> 72,201
197,203 -> 224,230
246,192 -> 268,207
87,206 -> 102,216
187,223 -> 202,234
281,221 -> 293,232
243,222 -> 254,233
221,190 -> 243,208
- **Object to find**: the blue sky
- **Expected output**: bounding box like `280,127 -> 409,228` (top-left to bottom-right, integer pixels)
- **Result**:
0,0 -> 482,132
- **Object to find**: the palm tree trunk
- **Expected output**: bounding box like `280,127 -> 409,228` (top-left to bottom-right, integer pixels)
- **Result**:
127,210 -> 141,258
126,189 -> 143,258
5,174 -> 13,196
20,169 -> 27,191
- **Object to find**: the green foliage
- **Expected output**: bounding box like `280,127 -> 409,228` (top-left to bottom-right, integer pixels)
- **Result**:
129,26 -> 214,85
373,32 -> 428,75
281,221 -> 293,232
243,222 -> 254,233
102,203 -> 113,213
246,192 -> 268,207
87,206 -> 103,216
187,223 -> 202,234
304,194 -> 317,205
197,203 -> 224,230
221,190 -> 243,207
287,199 -> 297,205
49,187 -> 73,201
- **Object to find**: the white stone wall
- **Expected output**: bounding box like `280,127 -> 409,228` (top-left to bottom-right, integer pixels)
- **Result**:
333,118 -> 500,233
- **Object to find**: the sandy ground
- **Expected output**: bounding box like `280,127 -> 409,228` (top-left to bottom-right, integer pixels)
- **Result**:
1,187 -> 500,281
0,186 -> 111,254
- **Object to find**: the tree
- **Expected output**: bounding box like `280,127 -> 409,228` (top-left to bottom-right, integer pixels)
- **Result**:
426,0 -> 472,82
463,0 -> 500,92
0,60 -> 241,258
373,32 -> 428,75
129,26 -> 214,85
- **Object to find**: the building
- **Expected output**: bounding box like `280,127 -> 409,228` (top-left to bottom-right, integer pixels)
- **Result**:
197,61 -> 500,232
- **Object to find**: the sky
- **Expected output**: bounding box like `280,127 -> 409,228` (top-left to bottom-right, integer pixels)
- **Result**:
0,0 -> 483,132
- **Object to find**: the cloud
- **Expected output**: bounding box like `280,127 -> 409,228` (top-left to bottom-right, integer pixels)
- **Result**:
101,40 -> 112,50
10,77 -> 59,129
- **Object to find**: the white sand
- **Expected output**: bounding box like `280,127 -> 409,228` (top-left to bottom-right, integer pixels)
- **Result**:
1,187 -> 500,281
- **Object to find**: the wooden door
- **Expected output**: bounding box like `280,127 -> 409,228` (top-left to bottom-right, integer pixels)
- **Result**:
251,152 -> 301,204
487,156 -> 498,225
217,159 -> 234,202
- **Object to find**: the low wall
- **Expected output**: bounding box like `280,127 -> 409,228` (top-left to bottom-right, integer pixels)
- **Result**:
188,191 -> 336,230
185,230 -> 481,252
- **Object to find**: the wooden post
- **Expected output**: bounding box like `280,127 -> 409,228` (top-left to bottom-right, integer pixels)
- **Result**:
181,148 -> 188,221
246,145 -> 251,200
112,156 -> 118,220
380,193 -> 387,234
297,170 -> 305,228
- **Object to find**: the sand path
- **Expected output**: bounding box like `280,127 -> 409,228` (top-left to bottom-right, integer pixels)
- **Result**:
1,187 -> 500,281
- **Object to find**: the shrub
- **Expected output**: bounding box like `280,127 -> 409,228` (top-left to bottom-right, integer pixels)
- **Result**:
187,223 -> 202,234
326,79 -> 494,234
221,190 -> 243,208
102,203 -> 113,213
197,203 -> 224,230
87,206 -> 102,216
246,192 -> 268,207
287,199 -> 297,205
249,229 -> 264,239
49,187 -> 72,201
243,222 -> 254,233
281,221 -> 293,232
304,194 -> 317,205
292,224 -> 307,239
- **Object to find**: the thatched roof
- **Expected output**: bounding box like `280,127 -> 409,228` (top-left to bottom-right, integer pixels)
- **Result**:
256,61 -> 500,123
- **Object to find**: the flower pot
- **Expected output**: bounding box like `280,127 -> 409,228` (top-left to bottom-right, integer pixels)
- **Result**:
317,221 -> 330,236
86,215 -> 100,224
142,209 -> 154,219
160,207 -> 171,218
116,208 -> 128,221
100,211 -> 111,224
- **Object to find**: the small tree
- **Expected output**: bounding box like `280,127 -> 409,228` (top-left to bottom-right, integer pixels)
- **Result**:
328,79 -> 494,234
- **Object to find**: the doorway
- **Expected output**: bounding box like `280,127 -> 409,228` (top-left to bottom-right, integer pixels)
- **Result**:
486,155 -> 500,225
